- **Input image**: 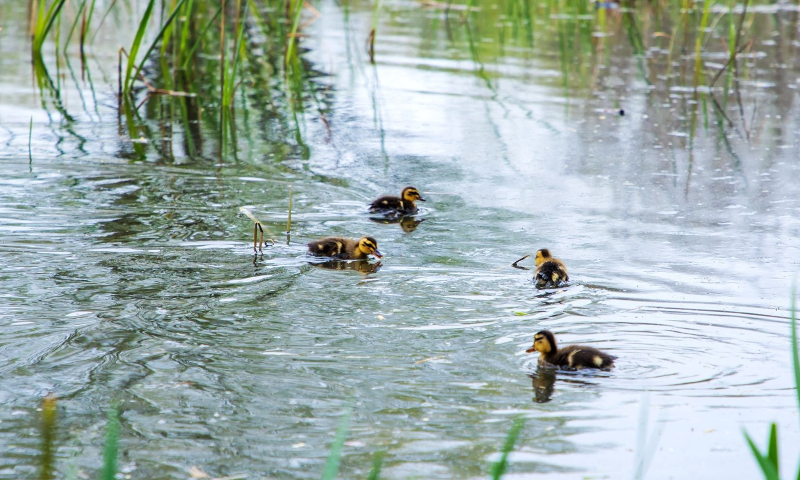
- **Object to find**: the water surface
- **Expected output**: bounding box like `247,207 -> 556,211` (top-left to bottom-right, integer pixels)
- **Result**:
1,1 -> 800,479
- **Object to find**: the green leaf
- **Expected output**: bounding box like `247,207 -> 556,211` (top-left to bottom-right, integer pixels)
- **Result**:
284,0 -> 304,66
490,417 -> 525,480
366,451 -> 384,480
33,0 -> 68,55
744,428 -> 780,480
767,423 -> 778,476
224,0 -> 249,107
101,406 -> 120,480
791,284 -> 799,416
321,412 -> 350,480
181,6 -> 222,70
129,0 -> 188,93
124,0 -> 156,94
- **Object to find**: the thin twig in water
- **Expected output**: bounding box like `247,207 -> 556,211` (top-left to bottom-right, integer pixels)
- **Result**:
240,206 -> 276,251
708,39 -> 752,88
732,0 -> 750,136
512,255 -> 530,270
28,117 -> 33,164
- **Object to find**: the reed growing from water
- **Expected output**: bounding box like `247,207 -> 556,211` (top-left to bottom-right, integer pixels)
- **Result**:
39,394 -> 57,480
101,406 -> 120,480
743,289 -> 799,480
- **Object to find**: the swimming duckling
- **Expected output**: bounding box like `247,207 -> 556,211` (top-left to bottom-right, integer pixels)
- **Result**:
526,330 -> 615,370
307,236 -> 382,260
534,249 -> 569,289
369,186 -> 426,215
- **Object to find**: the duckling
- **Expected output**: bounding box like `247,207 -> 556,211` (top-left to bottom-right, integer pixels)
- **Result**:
369,186 -> 426,215
307,236 -> 382,260
526,330 -> 615,370
533,248 -> 569,289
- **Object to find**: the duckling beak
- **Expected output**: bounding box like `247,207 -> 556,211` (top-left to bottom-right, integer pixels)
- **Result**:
525,346 -> 536,354
417,196 -> 426,202
372,250 -> 383,258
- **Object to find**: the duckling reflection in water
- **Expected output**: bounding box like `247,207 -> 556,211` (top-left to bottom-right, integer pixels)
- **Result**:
369,216 -> 425,233
369,186 -> 426,215
310,259 -> 382,275
527,330 -> 616,370
530,368 -> 557,403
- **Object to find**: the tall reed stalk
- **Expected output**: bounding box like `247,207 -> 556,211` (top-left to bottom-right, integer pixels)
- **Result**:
31,0 -> 67,58
39,394 -> 57,480
101,406 -> 120,480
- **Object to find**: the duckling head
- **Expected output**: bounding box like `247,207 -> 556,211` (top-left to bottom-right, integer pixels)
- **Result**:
526,330 -> 557,354
402,186 -> 426,203
358,236 -> 382,258
534,249 -> 552,267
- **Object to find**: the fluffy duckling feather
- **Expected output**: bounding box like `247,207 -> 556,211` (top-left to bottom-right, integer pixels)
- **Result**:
534,248 -> 569,289
369,186 -> 425,215
308,236 -> 382,260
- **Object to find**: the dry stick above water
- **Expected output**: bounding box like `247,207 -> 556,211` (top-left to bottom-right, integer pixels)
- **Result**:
286,184 -> 293,238
239,207 -> 275,252
511,255 -> 530,270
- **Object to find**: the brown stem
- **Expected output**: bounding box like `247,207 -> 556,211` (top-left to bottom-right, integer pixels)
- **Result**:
512,255 -> 531,270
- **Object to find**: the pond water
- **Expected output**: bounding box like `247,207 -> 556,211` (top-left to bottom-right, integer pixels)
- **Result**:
1,1 -> 800,479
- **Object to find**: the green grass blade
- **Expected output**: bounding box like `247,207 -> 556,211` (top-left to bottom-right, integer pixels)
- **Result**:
744,429 -> 780,480
181,6 -> 222,69
366,451 -> 384,480
792,284 -> 799,413
63,0 -> 87,54
284,0 -> 304,66
224,0 -> 249,107
177,0 -> 195,64
490,417 -> 525,480
791,284 -> 800,480
124,0 -> 156,93
321,412 -> 351,480
767,423 -> 778,476
33,0 -> 68,55
84,0 -> 97,30
101,406 -> 120,480
129,0 -> 188,92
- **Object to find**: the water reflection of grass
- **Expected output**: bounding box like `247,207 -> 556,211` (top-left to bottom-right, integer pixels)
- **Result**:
25,0 -> 788,164
29,0 -> 320,162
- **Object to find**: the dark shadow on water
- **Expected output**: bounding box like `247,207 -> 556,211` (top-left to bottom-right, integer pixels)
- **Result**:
369,216 -> 425,233
309,260 -> 382,275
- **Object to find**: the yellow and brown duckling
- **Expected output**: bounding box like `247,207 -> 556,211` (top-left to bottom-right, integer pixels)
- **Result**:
526,330 -> 615,370
307,236 -> 382,260
369,186 -> 426,215
534,249 -> 569,289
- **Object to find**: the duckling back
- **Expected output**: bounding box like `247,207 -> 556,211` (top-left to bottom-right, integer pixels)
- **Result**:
308,237 -> 355,258
547,345 -> 616,370
369,195 -> 417,214
534,260 -> 569,289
